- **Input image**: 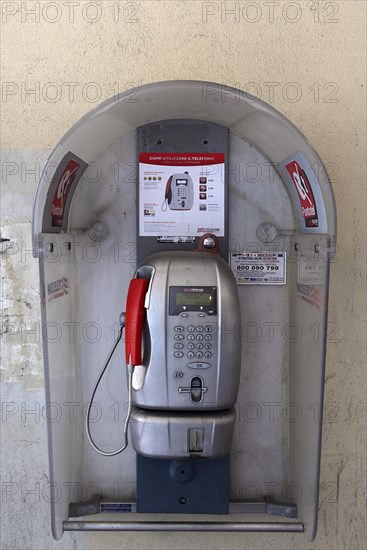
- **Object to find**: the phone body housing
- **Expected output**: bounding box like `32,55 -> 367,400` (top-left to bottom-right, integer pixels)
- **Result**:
132,250 -> 242,411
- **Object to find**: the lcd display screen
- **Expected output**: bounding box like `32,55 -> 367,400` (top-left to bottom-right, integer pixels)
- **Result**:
176,179 -> 188,186
169,286 -> 217,315
176,292 -> 212,306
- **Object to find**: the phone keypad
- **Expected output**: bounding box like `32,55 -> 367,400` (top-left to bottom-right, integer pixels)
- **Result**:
173,324 -> 215,367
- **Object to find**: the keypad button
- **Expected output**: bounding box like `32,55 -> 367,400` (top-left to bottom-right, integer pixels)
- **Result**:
187,326 -> 195,332
196,334 -> 203,341
174,343 -> 184,349
204,325 -> 213,333
204,351 -> 212,359
196,343 -> 203,350
187,343 -> 195,350
187,351 -> 195,359
187,362 -> 211,369
187,334 -> 195,341
196,325 -> 203,332
204,334 -> 212,341
174,351 -> 184,358
174,334 -> 184,341
180,313 -> 188,317
175,326 -> 184,332
204,343 -> 212,350
196,351 -> 203,359
198,313 -> 206,317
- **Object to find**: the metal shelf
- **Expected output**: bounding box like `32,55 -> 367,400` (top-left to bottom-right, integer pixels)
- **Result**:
64,520 -> 304,533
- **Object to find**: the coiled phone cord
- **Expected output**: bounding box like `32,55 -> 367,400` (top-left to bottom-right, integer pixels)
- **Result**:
85,318 -> 134,457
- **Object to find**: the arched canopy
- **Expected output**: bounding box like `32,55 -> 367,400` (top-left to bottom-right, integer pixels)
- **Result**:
33,80 -> 336,252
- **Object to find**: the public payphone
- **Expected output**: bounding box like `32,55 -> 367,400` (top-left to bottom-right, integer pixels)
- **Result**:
85,238 -> 242,512
32,80 -> 336,540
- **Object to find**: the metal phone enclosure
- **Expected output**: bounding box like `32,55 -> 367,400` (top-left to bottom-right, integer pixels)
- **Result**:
32,81 -> 338,540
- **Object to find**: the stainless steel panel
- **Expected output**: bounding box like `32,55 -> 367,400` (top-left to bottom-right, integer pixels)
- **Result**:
130,406 -> 236,459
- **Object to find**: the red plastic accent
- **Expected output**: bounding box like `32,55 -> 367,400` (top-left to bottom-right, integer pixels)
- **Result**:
125,278 -> 149,366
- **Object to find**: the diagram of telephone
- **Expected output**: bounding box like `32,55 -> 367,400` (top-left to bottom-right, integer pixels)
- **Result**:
86,235 -> 241,464
161,171 -> 194,211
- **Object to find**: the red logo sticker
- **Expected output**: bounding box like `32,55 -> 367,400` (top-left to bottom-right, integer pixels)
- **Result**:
51,159 -> 81,227
286,160 -> 318,227
47,276 -> 69,302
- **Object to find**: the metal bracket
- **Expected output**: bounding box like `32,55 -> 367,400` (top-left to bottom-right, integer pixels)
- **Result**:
265,497 -> 298,519
69,496 -> 101,517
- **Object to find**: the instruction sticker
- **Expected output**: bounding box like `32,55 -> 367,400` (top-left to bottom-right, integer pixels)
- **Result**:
230,252 -> 286,285
100,502 -> 135,513
298,252 -> 326,284
139,152 -> 225,237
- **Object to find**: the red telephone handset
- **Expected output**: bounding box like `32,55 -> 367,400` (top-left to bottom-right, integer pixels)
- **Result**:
125,278 -> 149,366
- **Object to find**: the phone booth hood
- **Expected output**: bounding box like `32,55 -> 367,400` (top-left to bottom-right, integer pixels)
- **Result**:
32,81 -> 336,540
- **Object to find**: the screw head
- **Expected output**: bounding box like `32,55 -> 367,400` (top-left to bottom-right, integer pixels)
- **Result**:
203,236 -> 216,249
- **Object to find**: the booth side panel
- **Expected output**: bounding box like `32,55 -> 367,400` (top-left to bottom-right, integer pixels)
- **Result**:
228,134 -> 295,499
69,136 -> 139,498
288,234 -> 331,540
38,234 -> 81,539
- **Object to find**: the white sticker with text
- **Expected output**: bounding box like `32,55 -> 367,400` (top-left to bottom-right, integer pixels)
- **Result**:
230,252 -> 286,285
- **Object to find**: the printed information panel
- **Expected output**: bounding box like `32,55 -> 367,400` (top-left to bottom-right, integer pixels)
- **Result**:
298,252 -> 326,284
139,152 -> 225,237
230,252 -> 286,285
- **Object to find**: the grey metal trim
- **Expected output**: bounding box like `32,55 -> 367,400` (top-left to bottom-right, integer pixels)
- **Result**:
37,235 -> 59,540
63,521 -> 304,533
